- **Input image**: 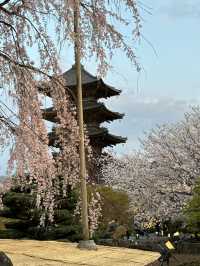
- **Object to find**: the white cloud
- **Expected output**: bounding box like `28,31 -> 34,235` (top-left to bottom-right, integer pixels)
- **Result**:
103,94 -> 198,153
160,0 -> 200,19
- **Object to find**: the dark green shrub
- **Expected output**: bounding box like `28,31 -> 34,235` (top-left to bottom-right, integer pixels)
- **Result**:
2,192 -> 35,219
184,177 -> 200,234
54,209 -> 74,224
92,185 -> 132,240
26,224 -> 82,241
0,184 -> 81,241
0,229 -> 25,239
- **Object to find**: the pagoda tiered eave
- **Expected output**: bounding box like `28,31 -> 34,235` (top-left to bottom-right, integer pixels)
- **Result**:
42,102 -> 124,124
48,126 -> 126,148
38,65 -> 121,99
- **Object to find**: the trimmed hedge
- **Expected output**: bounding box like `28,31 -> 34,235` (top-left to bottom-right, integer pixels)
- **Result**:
0,229 -> 25,239
0,187 -> 81,241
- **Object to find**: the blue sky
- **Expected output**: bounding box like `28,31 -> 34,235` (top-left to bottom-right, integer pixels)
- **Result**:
76,0 -> 200,153
1,0 -> 200,175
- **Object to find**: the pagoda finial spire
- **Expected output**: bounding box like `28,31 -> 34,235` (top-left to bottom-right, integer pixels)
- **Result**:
72,63 -> 84,69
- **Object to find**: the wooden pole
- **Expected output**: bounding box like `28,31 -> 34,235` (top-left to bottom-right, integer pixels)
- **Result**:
74,0 -> 89,241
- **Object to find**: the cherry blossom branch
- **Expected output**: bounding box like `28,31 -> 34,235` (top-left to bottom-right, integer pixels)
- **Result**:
0,51 -> 52,76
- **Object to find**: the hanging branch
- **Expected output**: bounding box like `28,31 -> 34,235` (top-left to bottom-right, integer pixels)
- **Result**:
0,0 -> 141,228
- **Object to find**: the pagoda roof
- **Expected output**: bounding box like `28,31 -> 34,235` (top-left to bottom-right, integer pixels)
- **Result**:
63,64 -> 99,86
42,107 -> 57,122
38,65 -> 121,99
88,127 -> 127,147
42,100 -> 124,123
48,126 -> 126,148
84,101 -> 124,123
62,64 -> 121,98
93,133 -> 127,147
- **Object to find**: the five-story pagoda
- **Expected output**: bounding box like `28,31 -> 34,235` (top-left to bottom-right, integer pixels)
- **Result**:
41,64 -> 126,159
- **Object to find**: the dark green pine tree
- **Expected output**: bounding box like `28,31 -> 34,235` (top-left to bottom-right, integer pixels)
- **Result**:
0,179 -> 82,241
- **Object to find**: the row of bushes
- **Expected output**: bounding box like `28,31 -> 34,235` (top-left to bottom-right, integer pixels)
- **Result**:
0,180 -> 199,242
0,184 -> 133,241
0,185 -> 82,241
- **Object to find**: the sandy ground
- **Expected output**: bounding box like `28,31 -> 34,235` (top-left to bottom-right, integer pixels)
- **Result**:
0,239 -> 160,266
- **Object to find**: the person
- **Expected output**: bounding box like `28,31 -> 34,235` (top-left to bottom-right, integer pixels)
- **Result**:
163,220 -> 170,236
155,220 -> 161,236
158,245 -> 171,266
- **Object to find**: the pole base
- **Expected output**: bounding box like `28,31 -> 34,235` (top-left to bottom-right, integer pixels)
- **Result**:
77,240 -> 97,250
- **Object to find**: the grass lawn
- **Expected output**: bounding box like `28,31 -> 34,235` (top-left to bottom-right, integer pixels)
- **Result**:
0,239 -> 160,266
